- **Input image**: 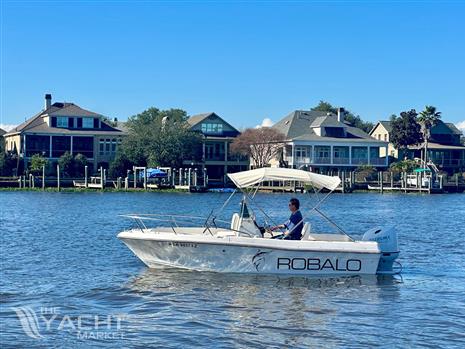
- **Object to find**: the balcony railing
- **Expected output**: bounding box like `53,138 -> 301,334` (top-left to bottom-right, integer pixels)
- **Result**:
205,154 -> 226,161
370,158 -> 386,165
333,157 -> 350,164
228,154 -> 249,162
351,158 -> 369,165
288,156 -> 388,166
313,157 -> 331,164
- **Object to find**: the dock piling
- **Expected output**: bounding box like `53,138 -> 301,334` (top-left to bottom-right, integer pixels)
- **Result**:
100,166 -> 104,190
57,165 -> 61,191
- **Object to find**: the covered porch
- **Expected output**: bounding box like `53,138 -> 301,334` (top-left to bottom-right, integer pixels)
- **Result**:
283,143 -> 389,169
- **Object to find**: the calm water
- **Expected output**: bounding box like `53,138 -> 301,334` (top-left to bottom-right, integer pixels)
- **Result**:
1,191 -> 465,348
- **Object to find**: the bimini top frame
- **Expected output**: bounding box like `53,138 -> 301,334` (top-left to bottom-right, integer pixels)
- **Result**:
227,168 -> 353,241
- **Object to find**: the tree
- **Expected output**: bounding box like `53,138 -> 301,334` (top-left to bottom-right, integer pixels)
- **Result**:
311,100 -> 374,133
312,100 -> 336,114
389,110 -> 423,153
58,152 -> 74,177
109,153 -> 133,178
418,105 -> 441,166
120,107 -> 203,168
29,154 -> 48,175
1,150 -> 18,176
73,153 -> 88,177
390,159 -> 418,173
230,128 -> 285,168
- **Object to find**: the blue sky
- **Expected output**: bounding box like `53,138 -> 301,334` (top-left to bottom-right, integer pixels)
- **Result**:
1,0 -> 465,132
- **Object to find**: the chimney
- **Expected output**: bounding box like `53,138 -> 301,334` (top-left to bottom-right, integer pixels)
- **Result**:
45,94 -> 52,110
337,107 -> 345,123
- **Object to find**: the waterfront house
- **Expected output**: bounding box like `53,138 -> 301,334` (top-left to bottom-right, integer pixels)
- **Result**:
3,94 -> 127,172
370,120 -> 465,173
186,112 -> 248,185
272,108 -> 389,172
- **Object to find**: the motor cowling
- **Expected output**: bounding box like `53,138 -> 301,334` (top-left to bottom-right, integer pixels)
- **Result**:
363,226 -> 400,274
362,226 -> 398,252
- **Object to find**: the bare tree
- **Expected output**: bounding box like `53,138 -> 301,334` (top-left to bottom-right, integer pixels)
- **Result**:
231,128 -> 285,168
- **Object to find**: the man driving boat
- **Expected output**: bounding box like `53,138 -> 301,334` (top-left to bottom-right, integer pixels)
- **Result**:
270,198 -> 303,240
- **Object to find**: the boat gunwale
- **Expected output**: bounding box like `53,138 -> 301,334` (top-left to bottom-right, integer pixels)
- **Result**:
118,231 -> 382,255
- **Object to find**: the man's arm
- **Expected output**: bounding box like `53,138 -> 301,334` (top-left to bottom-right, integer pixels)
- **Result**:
270,219 -> 290,231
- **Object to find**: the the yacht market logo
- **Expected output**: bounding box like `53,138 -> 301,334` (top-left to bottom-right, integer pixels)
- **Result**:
12,306 -> 127,340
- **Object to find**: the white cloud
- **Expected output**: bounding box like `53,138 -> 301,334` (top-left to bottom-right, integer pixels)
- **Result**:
0,123 -> 17,132
456,120 -> 465,134
255,118 -> 274,129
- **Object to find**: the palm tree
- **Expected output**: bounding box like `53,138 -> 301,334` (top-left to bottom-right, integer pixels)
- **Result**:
418,105 -> 441,167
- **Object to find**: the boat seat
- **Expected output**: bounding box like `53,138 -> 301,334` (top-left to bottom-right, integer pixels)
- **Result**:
301,222 -> 315,241
231,213 -> 241,231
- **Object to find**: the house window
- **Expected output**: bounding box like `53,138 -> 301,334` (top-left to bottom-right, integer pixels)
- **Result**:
295,146 -> 308,160
25,135 -> 50,157
52,136 -> 71,157
384,134 -> 388,141
99,138 -> 118,156
201,123 -> 223,134
317,146 -> 330,158
56,117 -> 68,128
73,136 -> 94,158
334,146 -> 348,158
82,118 -> 94,128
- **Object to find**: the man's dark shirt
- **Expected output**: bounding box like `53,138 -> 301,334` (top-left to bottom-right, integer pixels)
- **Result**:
284,210 -> 303,240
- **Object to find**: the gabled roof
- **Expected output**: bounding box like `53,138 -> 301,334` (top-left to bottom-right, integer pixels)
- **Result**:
187,112 -> 214,127
187,112 -> 240,133
369,121 -> 392,135
48,103 -> 101,117
370,120 -> 461,136
273,110 -> 382,143
310,115 -> 347,128
5,102 -> 123,136
445,123 -> 463,135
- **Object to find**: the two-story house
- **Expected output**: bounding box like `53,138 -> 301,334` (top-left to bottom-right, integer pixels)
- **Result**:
3,94 -> 127,172
370,119 -> 465,172
186,112 -> 248,185
272,108 -> 389,172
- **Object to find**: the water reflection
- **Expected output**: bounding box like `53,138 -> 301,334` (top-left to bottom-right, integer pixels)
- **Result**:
122,268 -> 402,347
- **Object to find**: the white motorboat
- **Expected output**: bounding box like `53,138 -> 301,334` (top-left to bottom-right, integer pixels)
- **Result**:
118,168 -> 401,276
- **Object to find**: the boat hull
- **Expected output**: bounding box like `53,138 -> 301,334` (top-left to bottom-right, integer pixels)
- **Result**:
119,231 -> 381,276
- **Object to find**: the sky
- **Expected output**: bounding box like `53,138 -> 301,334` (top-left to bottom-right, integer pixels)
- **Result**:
1,0 -> 465,133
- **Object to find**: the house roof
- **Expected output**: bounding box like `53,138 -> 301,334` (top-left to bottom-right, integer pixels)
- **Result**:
445,123 -> 463,135
47,103 -> 101,117
409,142 -> 465,150
273,110 -> 384,143
371,120 -> 461,137
310,115 -> 347,128
0,128 -> 6,136
5,102 -> 124,136
187,112 -> 214,127
369,121 -> 392,135
187,112 -> 240,134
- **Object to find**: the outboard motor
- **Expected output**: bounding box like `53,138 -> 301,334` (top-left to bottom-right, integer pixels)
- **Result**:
363,226 -> 400,274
